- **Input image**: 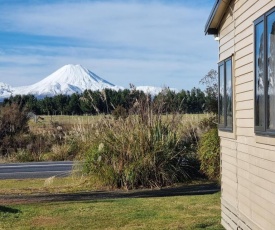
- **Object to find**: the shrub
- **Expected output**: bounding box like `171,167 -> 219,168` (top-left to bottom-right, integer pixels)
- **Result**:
112,105 -> 128,120
0,103 -> 30,155
198,115 -> 218,131
83,120 -> 199,189
83,98 -> 202,190
50,144 -> 71,161
198,127 -> 220,180
15,150 -> 36,162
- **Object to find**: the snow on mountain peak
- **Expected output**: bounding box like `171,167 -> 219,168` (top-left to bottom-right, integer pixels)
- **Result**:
37,64 -> 115,88
11,64 -> 123,98
136,86 -> 178,96
0,64 -> 179,102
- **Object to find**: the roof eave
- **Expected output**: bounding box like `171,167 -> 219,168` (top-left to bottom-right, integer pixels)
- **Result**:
205,0 -> 231,35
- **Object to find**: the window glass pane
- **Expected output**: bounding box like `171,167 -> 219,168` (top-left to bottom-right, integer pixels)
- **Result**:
226,60 -> 232,128
267,12 -> 275,129
219,64 -> 225,125
255,21 -> 265,127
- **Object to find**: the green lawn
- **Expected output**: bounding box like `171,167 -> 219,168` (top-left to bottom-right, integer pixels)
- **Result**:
0,177 -> 99,195
0,192 -> 223,230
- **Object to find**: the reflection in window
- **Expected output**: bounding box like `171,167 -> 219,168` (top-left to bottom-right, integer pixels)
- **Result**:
267,12 -> 275,129
226,60 -> 232,128
255,21 -> 264,128
219,64 -> 225,125
218,58 -> 232,131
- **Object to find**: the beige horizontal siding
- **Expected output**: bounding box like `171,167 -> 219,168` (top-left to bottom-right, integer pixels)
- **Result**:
235,1 -> 257,27
250,202 -> 275,230
238,182 -> 250,199
251,146 -> 275,160
222,168 -> 237,182
236,127 -> 254,136
235,62 -> 253,77
222,198 -> 263,230
222,160 -> 237,174
235,1 -> 274,34
247,153 -> 275,174
235,27 -> 252,44
235,72 -> 252,85
220,28 -> 235,45
234,44 -> 253,61
249,195 -> 275,223
219,3 -> 234,32
237,136 -> 275,157
223,174 -> 237,191
221,207 -> 238,228
222,185 -> 238,206
220,20 -> 234,36
236,118 -> 253,128
221,214 -> 236,230
234,53 -> 252,69
220,49 -> 235,61
238,192 -> 251,211
235,72 -> 254,86
235,109 -> 253,119
237,173 -> 275,210
236,100 -> 253,110
235,80 -> 253,93
219,0 -> 275,229
220,39 -> 235,54
234,0 -> 248,15
236,90 -> 253,101
238,169 -> 275,229
235,34 -> 253,53
222,146 -> 237,157
223,152 -> 237,165
252,1 -> 275,22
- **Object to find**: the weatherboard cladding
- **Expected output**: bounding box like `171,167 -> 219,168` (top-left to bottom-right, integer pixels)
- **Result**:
208,0 -> 275,229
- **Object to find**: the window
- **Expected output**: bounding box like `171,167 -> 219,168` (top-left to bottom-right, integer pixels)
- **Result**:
218,57 -> 233,131
254,8 -> 275,134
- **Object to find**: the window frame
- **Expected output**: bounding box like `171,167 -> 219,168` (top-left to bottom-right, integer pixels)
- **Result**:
254,7 -> 275,136
218,56 -> 233,132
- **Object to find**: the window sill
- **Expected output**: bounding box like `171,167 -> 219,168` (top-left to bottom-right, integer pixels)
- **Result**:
218,129 -> 236,139
255,135 -> 275,146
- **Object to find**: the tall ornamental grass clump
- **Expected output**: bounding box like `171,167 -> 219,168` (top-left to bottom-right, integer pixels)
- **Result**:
83,95 -> 201,189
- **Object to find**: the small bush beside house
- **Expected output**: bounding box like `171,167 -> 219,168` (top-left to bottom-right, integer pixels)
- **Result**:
198,128 -> 220,181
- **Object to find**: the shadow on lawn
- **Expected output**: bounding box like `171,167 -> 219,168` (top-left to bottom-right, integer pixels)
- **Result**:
0,182 -> 220,204
0,206 -> 21,214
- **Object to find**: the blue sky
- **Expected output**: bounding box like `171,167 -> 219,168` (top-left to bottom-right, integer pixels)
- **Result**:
0,0 -> 217,90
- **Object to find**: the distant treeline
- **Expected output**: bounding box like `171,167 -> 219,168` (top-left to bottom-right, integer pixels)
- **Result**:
2,87 -> 217,115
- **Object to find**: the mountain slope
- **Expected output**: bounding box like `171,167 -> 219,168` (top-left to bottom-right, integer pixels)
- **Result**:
12,64 -> 122,98
0,64 -> 178,101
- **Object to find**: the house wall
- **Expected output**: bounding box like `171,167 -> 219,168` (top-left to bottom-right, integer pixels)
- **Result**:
218,0 -> 275,229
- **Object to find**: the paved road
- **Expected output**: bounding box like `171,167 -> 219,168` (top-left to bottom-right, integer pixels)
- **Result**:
0,161 -> 75,179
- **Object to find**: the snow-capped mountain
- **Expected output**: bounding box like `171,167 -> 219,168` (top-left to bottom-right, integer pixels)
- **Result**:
12,64 -> 123,98
136,86 -> 178,96
0,64 -> 178,101
136,86 -> 163,95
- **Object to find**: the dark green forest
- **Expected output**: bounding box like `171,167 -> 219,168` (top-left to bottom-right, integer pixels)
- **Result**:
1,87 -> 217,115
